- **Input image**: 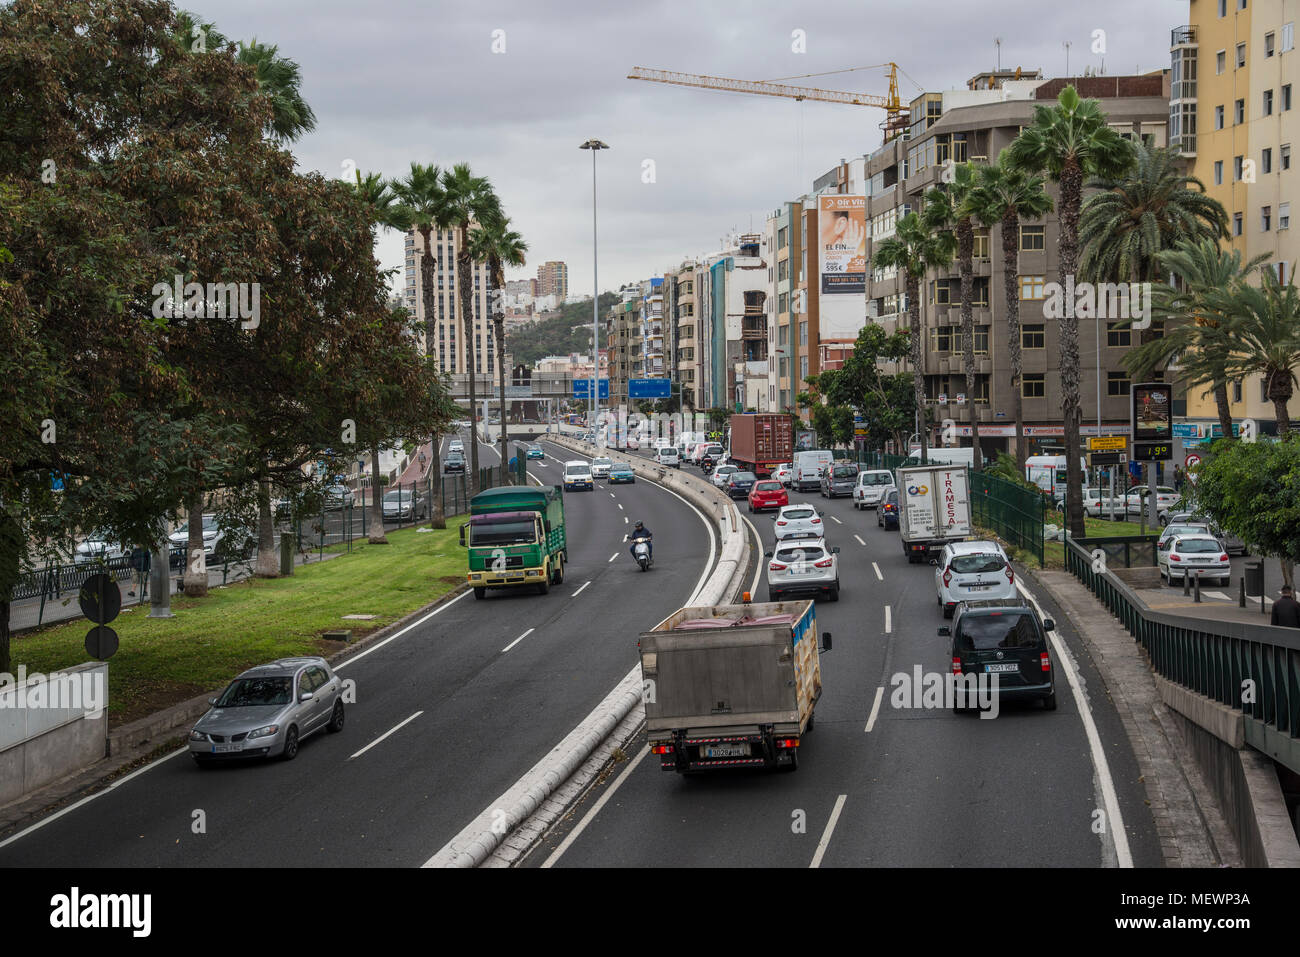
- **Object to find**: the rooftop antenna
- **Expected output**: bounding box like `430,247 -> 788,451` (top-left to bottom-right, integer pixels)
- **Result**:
995,37 -> 1002,71
1064,40 -> 1071,78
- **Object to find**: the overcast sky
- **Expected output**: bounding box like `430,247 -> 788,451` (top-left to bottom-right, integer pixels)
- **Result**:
196,0 -> 1181,296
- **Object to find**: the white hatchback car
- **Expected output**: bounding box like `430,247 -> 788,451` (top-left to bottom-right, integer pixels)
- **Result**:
711,464 -> 739,488
1158,534 -> 1231,586
852,470 -> 895,510
772,503 -> 826,541
765,537 -> 840,602
934,541 -> 1017,618
771,463 -> 794,487
590,456 -> 613,478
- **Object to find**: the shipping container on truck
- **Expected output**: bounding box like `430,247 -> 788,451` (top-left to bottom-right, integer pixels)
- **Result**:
461,485 -> 567,598
728,414 -> 794,478
640,599 -> 828,773
895,465 -> 971,563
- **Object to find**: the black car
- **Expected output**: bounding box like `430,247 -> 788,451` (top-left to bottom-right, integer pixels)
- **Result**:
939,598 -> 1057,712
725,470 -> 757,499
877,487 -> 900,529
443,453 -> 466,473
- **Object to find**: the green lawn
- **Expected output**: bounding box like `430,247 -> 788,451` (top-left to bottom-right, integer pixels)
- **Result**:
1042,514 -> 1150,568
12,519 -> 469,722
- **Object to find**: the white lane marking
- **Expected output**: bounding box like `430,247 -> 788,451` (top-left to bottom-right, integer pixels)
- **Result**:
864,686 -> 884,733
740,514 -> 764,598
872,562 -> 883,581
623,516 -> 628,524
572,581 -> 592,597
617,503 -> 623,510
1015,579 -> 1133,868
829,515 -> 843,525
854,534 -> 866,546
809,794 -> 848,868
0,747 -> 187,851
501,628 -> 535,653
336,590 -> 470,671
608,552 -> 618,562
541,745 -> 650,868
609,492 -> 615,498
884,605 -> 892,633
349,710 -> 423,760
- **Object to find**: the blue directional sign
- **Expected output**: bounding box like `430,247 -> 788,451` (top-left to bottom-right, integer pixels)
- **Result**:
572,379 -> 609,399
1172,423 -> 1199,438
629,378 -> 671,399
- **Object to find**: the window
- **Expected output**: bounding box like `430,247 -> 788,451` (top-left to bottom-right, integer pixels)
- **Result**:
973,328 -> 989,354
1263,148 -> 1273,174
1022,374 -> 1045,398
1236,42 -> 1246,68
1284,22 -> 1295,52
1019,275 -> 1046,300
1022,324 -> 1045,349
1235,98 -> 1245,124
777,226 -> 788,249
778,258 -> 789,282
799,321 -> 807,346
1217,0 -> 1226,15
1214,160 -> 1224,185
1267,32 -> 1276,57
1234,155 -> 1244,180
1265,89 -> 1274,115
1281,203 -> 1291,230
931,326 -> 953,352
1262,206 -> 1272,231
1284,85 -> 1293,111
931,279 -> 954,305
1233,212 -> 1243,236
1217,49 -> 1227,73
1239,0 -> 1247,8
1215,105 -> 1225,129
1283,144 -> 1292,170
972,232 -> 990,259
1107,371 -> 1131,396
1261,379 -> 1269,403
1233,380 -> 1243,403
1020,225 -> 1046,250
1107,322 -> 1131,347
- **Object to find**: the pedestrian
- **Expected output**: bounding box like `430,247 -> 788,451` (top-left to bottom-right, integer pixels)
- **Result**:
1173,465 -> 1184,491
1271,584 -> 1300,627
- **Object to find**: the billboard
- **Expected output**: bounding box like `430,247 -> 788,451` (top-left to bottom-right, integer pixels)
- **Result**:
818,195 -> 866,295
1131,382 -> 1173,441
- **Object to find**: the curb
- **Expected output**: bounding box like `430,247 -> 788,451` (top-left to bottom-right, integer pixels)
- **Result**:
425,433 -> 751,867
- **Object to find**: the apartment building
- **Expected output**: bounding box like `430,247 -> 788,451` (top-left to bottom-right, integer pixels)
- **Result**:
667,262 -> 702,411
697,235 -> 769,410
605,284 -> 643,407
862,70 -> 1171,459
537,260 -> 569,299
1171,0 -> 1300,435
403,226 -> 500,375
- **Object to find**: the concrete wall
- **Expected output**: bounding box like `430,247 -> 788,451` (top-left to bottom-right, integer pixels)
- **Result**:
0,661 -> 108,806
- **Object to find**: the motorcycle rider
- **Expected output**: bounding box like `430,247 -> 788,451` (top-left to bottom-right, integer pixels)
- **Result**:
700,453 -> 715,475
628,520 -> 653,565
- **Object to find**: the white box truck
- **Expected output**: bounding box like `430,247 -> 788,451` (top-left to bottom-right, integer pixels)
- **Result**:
895,464 -> 971,563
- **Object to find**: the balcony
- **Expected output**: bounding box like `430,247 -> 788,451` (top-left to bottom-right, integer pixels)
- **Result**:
1170,25 -> 1195,47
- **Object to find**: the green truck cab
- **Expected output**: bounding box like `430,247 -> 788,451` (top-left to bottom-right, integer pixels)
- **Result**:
461,485 -> 567,599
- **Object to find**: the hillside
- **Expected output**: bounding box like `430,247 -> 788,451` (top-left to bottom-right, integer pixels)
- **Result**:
508,293 -> 619,367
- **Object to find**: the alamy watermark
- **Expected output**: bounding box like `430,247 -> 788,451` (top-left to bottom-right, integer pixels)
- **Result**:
890,666 -> 1000,719
592,407 -> 712,450
150,274 -> 260,329
1042,276 -> 1151,330
0,665 -> 106,719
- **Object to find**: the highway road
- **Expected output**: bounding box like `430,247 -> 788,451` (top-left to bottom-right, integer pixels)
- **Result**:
0,437 -> 717,867
525,448 -> 1165,868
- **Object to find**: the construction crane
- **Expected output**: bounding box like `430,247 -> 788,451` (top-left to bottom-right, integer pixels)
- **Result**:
627,63 -> 911,141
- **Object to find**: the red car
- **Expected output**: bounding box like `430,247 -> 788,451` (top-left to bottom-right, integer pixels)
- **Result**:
747,479 -> 789,513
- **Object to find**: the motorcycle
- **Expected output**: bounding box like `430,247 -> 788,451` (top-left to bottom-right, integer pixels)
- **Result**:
701,457 -> 715,477
632,538 -> 653,571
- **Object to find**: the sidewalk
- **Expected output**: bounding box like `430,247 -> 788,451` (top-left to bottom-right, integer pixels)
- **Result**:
1029,568 -> 1242,867
7,547 -> 344,634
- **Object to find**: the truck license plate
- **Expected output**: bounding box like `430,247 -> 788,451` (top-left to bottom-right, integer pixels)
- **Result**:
985,663 -> 1018,674
706,744 -> 750,758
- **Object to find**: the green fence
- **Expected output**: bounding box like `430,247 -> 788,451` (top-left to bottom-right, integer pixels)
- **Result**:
856,448 -> 1045,566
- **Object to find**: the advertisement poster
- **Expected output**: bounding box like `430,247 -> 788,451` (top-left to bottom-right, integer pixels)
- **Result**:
1131,382 -> 1173,440
818,195 -> 866,295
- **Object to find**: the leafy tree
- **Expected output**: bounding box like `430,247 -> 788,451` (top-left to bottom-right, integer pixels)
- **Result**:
968,152 -> 1054,467
1191,437 -> 1300,588
819,324 -> 915,451
1219,271 -> 1300,435
1007,85 -> 1135,539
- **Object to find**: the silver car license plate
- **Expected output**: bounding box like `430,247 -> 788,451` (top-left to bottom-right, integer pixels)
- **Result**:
212,742 -> 243,753
985,662 -> 1019,673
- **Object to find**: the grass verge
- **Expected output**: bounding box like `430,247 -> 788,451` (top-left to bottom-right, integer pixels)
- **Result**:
12,519 -> 469,723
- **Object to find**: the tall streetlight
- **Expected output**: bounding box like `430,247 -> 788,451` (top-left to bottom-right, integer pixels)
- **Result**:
580,139 -> 609,443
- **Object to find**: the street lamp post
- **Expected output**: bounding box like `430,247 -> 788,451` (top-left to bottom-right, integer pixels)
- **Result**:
580,139 -> 609,444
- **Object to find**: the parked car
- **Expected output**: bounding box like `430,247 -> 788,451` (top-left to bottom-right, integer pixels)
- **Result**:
852,469 -> 894,510
725,470 -> 758,499
382,488 -> 426,521
711,464 -> 739,488
820,462 -> 859,498
1164,509 -> 1247,555
189,657 -> 345,765
771,463 -> 794,487
1081,487 -> 1126,518
563,460 -> 594,491
877,487 -> 900,529
608,462 -> 635,484
590,456 -> 613,478
74,530 -> 129,563
168,513 -> 227,560
941,599 -> 1057,711
773,503 -> 825,541
765,536 -> 840,602
1125,486 -> 1180,522
324,484 -> 354,509
747,479 -> 788,513
1157,521 -> 1218,551
1158,534 -> 1231,587
934,541 -> 1017,618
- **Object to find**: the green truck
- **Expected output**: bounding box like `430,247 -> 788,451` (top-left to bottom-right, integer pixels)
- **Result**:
461,485 -> 568,598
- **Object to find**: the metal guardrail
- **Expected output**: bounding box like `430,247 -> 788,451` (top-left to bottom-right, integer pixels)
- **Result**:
1064,535 -> 1300,775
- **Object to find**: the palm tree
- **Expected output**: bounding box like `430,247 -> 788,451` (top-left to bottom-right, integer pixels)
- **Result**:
968,152 -> 1054,468
390,163 -> 449,527
922,162 -> 983,470
236,39 -> 317,144
873,212 -> 957,460
1006,85 -> 1135,539
1080,142 -> 1227,286
468,212 -> 528,479
438,163 -> 501,487
1124,238 -> 1270,440
1220,271 -> 1300,434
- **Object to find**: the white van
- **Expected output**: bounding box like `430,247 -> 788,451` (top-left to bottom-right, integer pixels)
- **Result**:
677,431 -> 706,461
1024,454 -> 1086,503
852,469 -> 896,510
792,450 -> 834,491
656,446 -> 680,468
